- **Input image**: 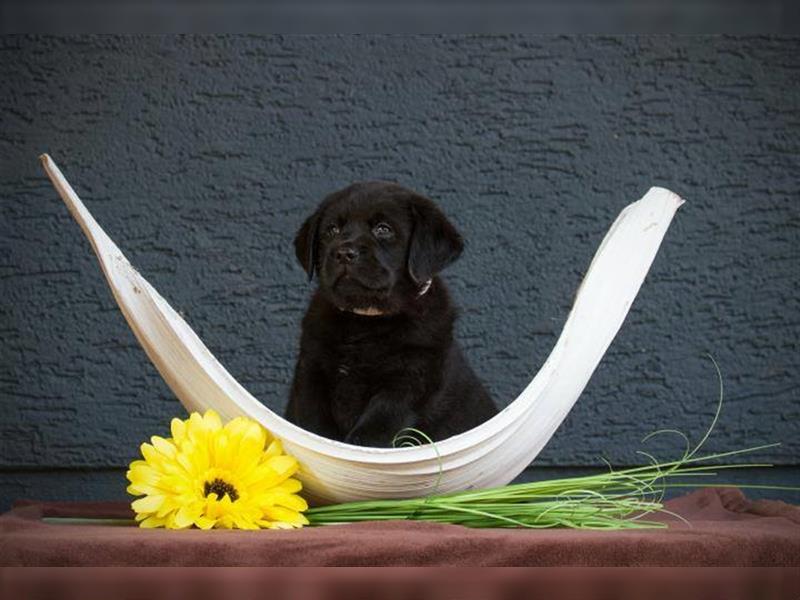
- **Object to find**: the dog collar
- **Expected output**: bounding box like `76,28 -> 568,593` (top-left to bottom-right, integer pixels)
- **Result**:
350,307 -> 385,316
416,278 -> 433,298
350,279 -> 434,317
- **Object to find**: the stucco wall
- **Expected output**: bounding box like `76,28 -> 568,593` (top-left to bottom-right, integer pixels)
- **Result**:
1,35 -> 798,509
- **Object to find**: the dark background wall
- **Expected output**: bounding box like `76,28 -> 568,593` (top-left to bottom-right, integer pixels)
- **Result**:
1,35 -> 798,511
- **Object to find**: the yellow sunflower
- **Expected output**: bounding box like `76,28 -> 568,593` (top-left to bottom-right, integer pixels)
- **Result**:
126,409 -> 308,530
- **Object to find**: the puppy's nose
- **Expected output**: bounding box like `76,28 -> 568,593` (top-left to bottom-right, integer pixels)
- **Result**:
335,246 -> 359,264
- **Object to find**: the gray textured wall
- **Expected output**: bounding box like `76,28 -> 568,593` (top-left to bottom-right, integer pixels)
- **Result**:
1,35 -> 798,511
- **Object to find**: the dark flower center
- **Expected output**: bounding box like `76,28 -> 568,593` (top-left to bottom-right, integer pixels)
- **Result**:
204,478 -> 239,502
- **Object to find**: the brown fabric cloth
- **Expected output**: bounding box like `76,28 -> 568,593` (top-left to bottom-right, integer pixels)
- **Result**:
1,488 -> 799,567
2,567 -> 799,600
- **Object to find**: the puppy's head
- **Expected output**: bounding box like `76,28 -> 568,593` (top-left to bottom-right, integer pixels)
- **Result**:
294,181 -> 463,315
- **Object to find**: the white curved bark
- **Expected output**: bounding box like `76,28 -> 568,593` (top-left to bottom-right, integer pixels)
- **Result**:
40,154 -> 684,505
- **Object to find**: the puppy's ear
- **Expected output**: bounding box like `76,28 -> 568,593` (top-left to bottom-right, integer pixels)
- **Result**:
294,208 -> 322,281
407,196 -> 464,284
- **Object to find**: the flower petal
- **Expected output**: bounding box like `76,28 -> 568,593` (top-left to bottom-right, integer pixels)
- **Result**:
170,417 -> 187,445
132,495 -> 165,514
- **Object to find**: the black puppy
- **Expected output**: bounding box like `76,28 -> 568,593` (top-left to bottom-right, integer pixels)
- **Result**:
285,181 -> 496,447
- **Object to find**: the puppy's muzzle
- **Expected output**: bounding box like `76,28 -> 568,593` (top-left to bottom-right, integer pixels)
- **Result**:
335,244 -> 359,265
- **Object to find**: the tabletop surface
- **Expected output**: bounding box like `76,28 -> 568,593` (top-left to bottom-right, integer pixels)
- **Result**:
1,487 -> 799,567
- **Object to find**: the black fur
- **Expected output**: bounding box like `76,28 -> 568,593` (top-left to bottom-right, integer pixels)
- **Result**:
285,181 -> 496,447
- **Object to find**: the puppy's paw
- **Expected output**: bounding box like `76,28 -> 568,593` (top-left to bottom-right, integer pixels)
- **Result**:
344,428 -> 391,448
343,431 -> 363,446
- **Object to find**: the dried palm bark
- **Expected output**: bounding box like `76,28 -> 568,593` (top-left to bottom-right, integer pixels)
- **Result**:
40,154 -> 683,505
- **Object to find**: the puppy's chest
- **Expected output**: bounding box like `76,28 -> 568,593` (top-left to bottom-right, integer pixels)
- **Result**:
328,335 -> 401,383
323,333 -> 412,427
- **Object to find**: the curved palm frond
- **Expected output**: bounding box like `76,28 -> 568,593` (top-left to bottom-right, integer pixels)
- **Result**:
40,154 -> 683,505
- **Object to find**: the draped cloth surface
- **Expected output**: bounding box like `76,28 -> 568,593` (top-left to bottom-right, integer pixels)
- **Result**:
1,488 -> 799,566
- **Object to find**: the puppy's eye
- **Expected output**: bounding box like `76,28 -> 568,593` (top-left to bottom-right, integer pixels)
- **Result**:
372,223 -> 393,239
324,224 -> 340,238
